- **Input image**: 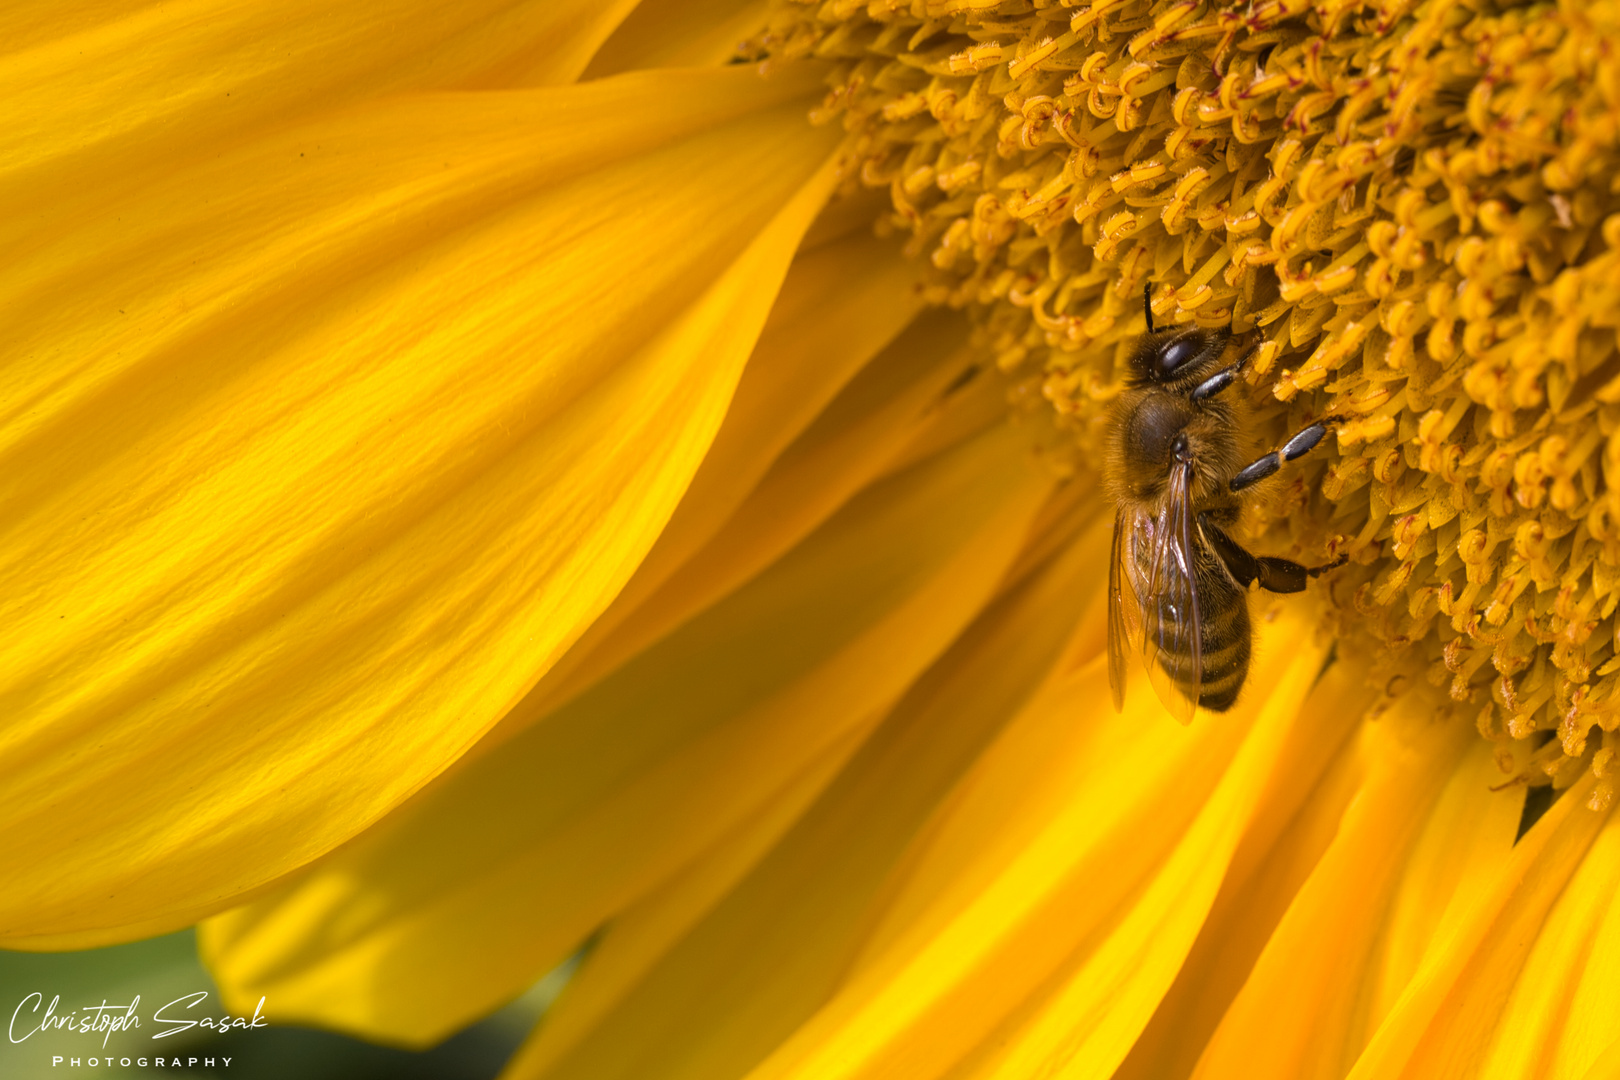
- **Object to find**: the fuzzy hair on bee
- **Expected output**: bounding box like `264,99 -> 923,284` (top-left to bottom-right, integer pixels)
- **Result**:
1104,285 -> 1344,724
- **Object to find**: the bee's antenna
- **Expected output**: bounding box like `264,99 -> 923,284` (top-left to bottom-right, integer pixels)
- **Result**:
1142,281 -> 1154,334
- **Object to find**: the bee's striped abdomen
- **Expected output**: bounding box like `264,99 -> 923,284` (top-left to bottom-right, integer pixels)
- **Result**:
1147,550 -> 1251,711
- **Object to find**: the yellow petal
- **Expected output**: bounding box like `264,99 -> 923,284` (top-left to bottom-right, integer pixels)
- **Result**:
1114,661 -> 1370,1080
200,421 -> 1052,1045
1007,659 -> 1377,1080
514,307 -> 975,730
796,615 -> 1325,1080
1345,772 -> 1614,1080
500,713 -> 875,1080
583,0 -> 771,78
1346,796 -> 1596,1078
1578,1039 -> 1620,1080
1362,738 -> 1528,1024
501,231 -> 928,731
1473,803 -> 1620,1080
0,64 -> 838,947
587,597 -> 1298,1080
504,489 -> 1114,1080
634,228 -> 924,592
1186,705 -> 1494,1080
0,0 -> 638,213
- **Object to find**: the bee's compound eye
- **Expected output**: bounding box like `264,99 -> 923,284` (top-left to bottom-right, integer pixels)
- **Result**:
1156,336 -> 1201,377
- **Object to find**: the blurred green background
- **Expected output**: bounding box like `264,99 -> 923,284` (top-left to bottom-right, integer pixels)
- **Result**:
0,932 -> 565,1078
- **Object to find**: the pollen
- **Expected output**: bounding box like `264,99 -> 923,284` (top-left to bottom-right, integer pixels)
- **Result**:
755,0 -> 1620,801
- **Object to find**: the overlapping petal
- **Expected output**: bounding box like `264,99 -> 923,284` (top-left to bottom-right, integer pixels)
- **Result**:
0,0 -> 635,213
1346,771 -> 1617,1080
503,486 -> 1115,1080
584,0 -> 770,78
738,608 -> 1331,1080
1179,711 -> 1497,1079
467,572 -> 1373,1080
1474,799 -> 1620,1080
201,418 -> 1053,1045
504,229 -> 930,729
0,63 -> 839,947
1125,695 -> 1620,1080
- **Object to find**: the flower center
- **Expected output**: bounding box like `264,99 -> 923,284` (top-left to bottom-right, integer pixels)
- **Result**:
756,0 -> 1620,807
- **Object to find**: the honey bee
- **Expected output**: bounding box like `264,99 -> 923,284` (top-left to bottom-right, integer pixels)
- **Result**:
1106,285 -> 1344,724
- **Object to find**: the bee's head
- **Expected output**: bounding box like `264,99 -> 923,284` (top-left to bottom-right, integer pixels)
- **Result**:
1129,328 -> 1227,385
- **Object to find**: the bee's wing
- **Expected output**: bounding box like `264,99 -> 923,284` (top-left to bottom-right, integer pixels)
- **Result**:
1137,461 -> 1203,725
1107,507 -> 1137,711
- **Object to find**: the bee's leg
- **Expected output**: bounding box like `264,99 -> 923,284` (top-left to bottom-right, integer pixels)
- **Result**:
1201,514 -> 1347,594
1250,552 -> 1348,592
1189,342 -> 1258,401
1228,416 -> 1343,492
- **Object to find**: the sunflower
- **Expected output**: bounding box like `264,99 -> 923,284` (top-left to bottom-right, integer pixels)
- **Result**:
5,0 -> 1620,1077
